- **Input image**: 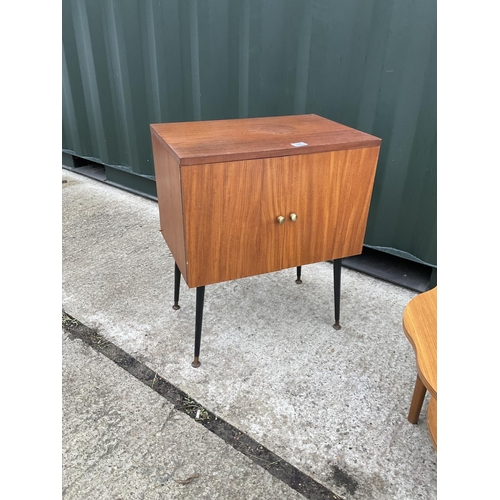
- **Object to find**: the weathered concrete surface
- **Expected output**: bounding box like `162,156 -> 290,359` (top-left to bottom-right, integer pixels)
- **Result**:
62,169 -> 437,499
63,329 -> 306,499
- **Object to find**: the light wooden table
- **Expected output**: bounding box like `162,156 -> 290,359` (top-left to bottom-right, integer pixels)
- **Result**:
403,286 -> 437,450
150,114 -> 381,367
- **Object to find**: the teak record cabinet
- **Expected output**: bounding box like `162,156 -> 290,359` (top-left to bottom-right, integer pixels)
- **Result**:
150,114 -> 381,367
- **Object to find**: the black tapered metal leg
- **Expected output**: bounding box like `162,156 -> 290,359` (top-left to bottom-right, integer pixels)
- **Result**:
295,266 -> 302,284
192,286 -> 205,368
333,259 -> 342,330
172,263 -> 181,310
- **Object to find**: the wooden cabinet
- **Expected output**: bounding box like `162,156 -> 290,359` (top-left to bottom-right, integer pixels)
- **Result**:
150,114 -> 381,366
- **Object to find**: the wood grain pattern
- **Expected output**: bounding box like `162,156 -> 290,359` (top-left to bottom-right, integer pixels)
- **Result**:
150,130 -> 188,281
282,147 -> 380,268
181,157 -> 286,288
152,115 -> 382,288
403,286 -> 437,450
427,397 -> 437,450
151,114 -> 381,165
403,287 -> 437,398
179,146 -> 379,287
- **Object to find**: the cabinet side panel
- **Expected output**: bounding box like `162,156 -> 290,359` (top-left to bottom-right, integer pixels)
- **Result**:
181,158 -> 286,287
151,132 -> 188,280
283,147 -> 380,267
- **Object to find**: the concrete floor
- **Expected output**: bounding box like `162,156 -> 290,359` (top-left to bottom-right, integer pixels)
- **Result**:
62,168 -> 437,499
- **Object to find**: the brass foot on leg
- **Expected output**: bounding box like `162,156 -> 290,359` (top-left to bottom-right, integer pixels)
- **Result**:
333,322 -> 341,330
191,357 -> 201,368
172,303 -> 180,310
295,279 -> 302,284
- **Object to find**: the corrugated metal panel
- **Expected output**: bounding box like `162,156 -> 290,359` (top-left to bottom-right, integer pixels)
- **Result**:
62,0 -> 436,267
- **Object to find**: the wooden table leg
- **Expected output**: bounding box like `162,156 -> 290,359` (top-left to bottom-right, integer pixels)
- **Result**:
427,397 -> 437,450
408,374 -> 427,424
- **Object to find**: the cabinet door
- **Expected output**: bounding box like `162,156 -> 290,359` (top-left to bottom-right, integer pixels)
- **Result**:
282,147 -> 379,268
181,157 -> 287,288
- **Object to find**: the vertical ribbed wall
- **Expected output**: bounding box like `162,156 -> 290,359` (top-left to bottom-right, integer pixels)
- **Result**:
62,0 -> 436,267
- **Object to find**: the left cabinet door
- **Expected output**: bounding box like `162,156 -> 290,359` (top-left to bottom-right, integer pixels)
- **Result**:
181,157 -> 287,288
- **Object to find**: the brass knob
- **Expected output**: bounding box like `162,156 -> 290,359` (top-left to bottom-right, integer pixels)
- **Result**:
290,213 -> 298,221
277,216 -> 285,225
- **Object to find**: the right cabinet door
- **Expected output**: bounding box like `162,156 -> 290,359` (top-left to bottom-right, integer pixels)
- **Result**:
281,147 -> 380,269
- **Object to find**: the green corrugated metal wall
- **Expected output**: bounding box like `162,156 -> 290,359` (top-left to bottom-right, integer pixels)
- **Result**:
62,0 -> 436,268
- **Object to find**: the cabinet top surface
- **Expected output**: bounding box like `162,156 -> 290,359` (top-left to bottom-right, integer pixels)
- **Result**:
150,114 -> 381,165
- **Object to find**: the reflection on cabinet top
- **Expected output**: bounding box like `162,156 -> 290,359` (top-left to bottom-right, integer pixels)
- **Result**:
150,114 -> 381,166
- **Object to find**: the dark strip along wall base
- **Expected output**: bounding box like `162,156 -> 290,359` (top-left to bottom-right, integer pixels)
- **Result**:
341,247 -> 435,293
63,153 -> 158,201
